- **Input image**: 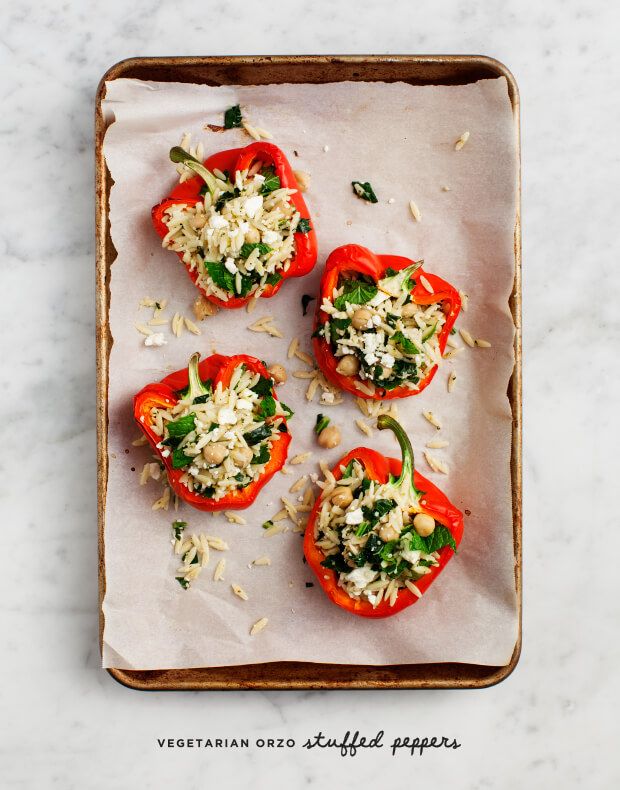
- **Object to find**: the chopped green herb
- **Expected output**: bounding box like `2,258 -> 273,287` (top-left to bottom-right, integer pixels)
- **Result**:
334,279 -> 378,311
265,271 -> 283,287
392,331 -> 421,356
330,316 -> 352,333
297,218 -> 312,233
352,181 -> 378,203
176,577 -> 190,590
407,524 -> 457,554
172,520 -> 187,540
315,414 -> 330,434
257,395 -> 277,420
262,520 -> 274,530
198,184 -> 208,197
224,104 -> 243,129
251,376 -> 274,397
450,327 -> 457,335
321,553 -> 351,573
252,445 -> 271,465
239,242 -> 272,259
214,188 -> 240,211
166,413 -> 196,438
243,424 -> 272,445
171,447 -> 194,469
192,390 -> 212,405
259,167 -> 280,194
301,294 -> 315,315
206,260 -> 235,292
421,321 -> 438,342
280,402 -> 294,418
355,522 -> 372,537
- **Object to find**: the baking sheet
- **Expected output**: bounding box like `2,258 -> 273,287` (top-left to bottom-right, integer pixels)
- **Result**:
101,77 -> 518,669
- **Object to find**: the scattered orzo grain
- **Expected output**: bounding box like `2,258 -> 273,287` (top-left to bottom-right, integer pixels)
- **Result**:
426,439 -> 449,449
424,451 -> 449,475
459,329 -> 475,348
252,556 -> 271,566
250,617 -> 268,636
184,316 -> 201,335
419,275 -> 434,293
423,411 -> 442,430
355,419 -> 372,437
213,559 -> 226,581
475,338 -> 492,348
287,337 -> 299,359
291,452 -> 313,465
135,323 -> 153,336
409,200 -> 422,222
231,584 -> 249,601
225,512 -> 246,525
454,131 -> 470,150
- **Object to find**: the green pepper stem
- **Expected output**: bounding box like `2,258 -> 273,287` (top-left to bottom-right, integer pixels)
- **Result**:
169,147 -> 219,194
376,414 -> 421,498
187,352 -> 210,399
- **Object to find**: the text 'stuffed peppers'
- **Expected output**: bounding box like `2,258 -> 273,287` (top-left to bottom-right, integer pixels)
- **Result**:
152,142 -> 318,309
312,244 -> 461,399
134,353 -> 291,511
304,416 -> 464,618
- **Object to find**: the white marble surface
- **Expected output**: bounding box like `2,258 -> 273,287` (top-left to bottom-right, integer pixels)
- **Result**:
1,0 -> 618,787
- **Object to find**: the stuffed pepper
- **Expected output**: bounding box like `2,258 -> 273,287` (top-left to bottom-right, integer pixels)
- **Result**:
134,352 -> 291,510
304,415 -> 463,617
152,142 -> 317,309
312,244 -> 460,399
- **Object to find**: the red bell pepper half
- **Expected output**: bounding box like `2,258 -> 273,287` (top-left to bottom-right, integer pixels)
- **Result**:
304,415 -> 463,618
134,352 -> 291,511
152,142 -> 318,309
312,244 -> 461,399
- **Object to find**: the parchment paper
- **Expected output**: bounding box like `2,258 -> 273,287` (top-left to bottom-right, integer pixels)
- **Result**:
101,78 -> 518,669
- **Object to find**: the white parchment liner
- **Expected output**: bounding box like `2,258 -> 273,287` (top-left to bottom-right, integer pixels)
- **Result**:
101,78 -> 518,669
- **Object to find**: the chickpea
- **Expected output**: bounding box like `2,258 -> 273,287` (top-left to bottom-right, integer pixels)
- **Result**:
351,308 -> 373,330
317,424 -> 341,449
336,354 -> 360,376
293,169 -> 311,192
401,302 -> 418,319
413,512 -> 436,537
191,213 -> 207,230
268,364 -> 287,384
379,523 -> 401,542
202,442 -> 228,465
193,295 -> 219,321
245,226 -> 261,244
231,447 -> 254,468
331,486 -> 353,508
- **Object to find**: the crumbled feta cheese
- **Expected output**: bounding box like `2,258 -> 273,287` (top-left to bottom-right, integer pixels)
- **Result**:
345,565 -> 377,588
224,257 -> 238,274
236,398 -> 253,410
161,449 -> 170,458
345,508 -> 364,525
244,195 -> 263,219
144,332 -> 166,347
387,198 -> 395,204
238,221 -> 250,233
380,353 -> 395,368
209,214 -> 229,229
401,549 -> 422,565
262,229 -> 279,244
253,174 -> 265,185
364,353 -> 378,366
218,407 -> 237,425
223,430 -> 235,439
372,314 -> 382,326
189,466 -> 199,476
323,145 -> 330,152
320,391 -> 335,405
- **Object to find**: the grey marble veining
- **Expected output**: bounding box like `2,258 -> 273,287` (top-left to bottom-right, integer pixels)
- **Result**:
1,0 -> 618,787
